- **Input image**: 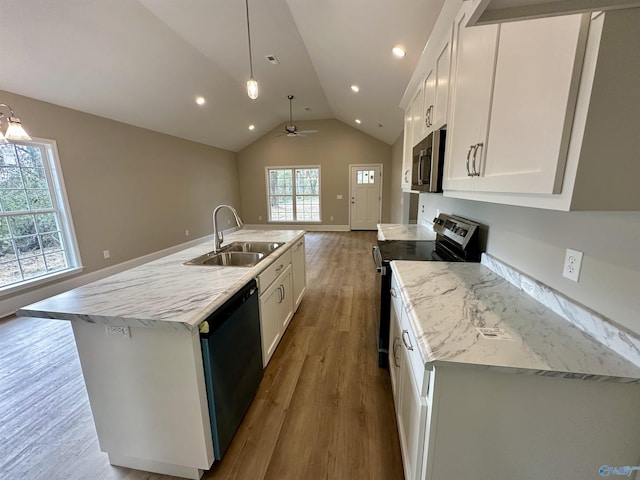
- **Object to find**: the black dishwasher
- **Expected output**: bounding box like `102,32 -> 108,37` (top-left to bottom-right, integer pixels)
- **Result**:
200,279 -> 263,460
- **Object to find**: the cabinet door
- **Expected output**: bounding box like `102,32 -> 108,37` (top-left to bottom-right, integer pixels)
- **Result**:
397,326 -> 427,480
411,84 -> 425,147
423,69 -> 436,136
259,281 -> 282,367
443,5 -> 498,191
477,14 -> 588,194
433,29 -> 452,130
402,107 -> 413,191
388,298 -> 402,404
278,265 -> 294,331
291,238 -> 306,311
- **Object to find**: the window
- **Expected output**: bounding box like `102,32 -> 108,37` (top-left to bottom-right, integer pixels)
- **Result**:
0,139 -> 81,292
356,169 -> 376,184
266,167 -> 320,222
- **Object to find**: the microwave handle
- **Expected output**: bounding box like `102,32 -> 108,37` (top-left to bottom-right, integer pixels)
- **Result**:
417,149 -> 426,185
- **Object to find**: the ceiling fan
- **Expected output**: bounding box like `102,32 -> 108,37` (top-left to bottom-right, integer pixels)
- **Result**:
279,95 -> 318,137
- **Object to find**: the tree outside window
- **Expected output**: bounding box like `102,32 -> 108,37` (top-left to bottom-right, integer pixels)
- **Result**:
0,140 -> 81,291
267,167 -> 320,222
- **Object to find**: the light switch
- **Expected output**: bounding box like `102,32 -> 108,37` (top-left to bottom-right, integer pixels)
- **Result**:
337,194 -> 343,200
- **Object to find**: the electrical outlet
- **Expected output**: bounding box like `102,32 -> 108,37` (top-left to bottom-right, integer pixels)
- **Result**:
337,194 -> 343,200
330,216 -> 334,221
563,248 -> 583,282
103,250 -> 110,259
105,325 -> 130,337
258,215 -> 262,221
185,229 -> 189,236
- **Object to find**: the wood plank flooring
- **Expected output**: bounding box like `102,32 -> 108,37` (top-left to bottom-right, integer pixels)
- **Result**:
0,232 -> 403,480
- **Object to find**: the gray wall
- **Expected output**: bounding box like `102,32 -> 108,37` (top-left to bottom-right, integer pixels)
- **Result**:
237,119 -> 392,228
417,192 -> 640,335
0,90 -> 240,284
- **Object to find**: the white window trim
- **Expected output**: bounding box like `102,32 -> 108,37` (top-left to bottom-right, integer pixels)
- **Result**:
264,165 -> 322,223
0,137 -> 83,297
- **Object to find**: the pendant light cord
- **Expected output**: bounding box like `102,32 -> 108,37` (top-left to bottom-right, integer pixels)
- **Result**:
246,0 -> 254,78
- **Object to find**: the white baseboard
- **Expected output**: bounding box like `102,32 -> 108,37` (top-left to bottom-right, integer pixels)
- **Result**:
2,234 -> 214,319
243,224 -> 351,232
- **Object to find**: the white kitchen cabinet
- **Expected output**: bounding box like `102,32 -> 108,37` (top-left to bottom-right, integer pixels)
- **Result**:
258,248 -> 294,367
401,107 -> 413,191
389,275 -> 428,480
388,271 -> 640,480
443,4 -> 498,191
423,31 -> 452,135
445,8 -> 588,195
291,236 -> 306,312
411,84 -> 425,150
442,6 -> 640,210
433,32 -> 452,131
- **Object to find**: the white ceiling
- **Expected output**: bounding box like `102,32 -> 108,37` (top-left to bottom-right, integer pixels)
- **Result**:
1,0 -> 445,152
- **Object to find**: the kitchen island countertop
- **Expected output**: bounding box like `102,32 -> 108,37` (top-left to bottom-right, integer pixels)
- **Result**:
17,229 -> 304,331
377,223 -> 436,241
390,259 -> 640,383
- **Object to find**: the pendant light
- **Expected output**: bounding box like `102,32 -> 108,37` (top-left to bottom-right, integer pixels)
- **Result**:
0,104 -> 32,143
245,0 -> 258,100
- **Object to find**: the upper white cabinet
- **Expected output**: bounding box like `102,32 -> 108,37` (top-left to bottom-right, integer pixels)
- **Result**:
445,7 -> 589,195
401,107 -> 413,191
440,5 -> 640,210
443,6 -> 498,191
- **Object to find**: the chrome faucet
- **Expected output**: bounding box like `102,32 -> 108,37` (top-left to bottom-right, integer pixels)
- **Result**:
212,205 -> 244,252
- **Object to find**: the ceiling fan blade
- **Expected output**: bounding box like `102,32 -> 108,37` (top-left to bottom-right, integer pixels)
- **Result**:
296,130 -> 318,134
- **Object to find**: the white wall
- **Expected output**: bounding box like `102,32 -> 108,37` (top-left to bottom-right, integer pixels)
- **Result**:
417,192 -> 640,336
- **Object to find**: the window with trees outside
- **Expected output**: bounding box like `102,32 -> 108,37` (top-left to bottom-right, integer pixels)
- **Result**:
0,139 -> 81,292
266,167 -> 320,222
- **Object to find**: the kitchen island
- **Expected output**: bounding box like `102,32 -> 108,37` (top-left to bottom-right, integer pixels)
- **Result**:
388,255 -> 640,480
17,229 -> 305,479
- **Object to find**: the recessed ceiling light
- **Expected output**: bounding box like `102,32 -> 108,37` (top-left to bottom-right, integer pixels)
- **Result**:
195,96 -> 206,105
392,46 -> 406,58
351,85 -> 360,93
248,125 -> 255,131
355,119 -> 362,124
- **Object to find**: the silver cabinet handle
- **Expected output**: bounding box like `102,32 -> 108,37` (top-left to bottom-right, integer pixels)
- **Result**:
276,285 -> 282,303
390,287 -> 398,298
275,264 -> 284,273
471,142 -> 483,176
404,169 -> 410,183
393,338 -> 401,368
402,330 -> 414,351
280,284 -> 285,301
466,146 -> 473,176
296,240 -> 303,247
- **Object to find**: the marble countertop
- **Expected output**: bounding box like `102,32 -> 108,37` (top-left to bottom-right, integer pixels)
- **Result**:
390,260 -> 640,382
377,223 -> 437,242
17,229 -> 304,332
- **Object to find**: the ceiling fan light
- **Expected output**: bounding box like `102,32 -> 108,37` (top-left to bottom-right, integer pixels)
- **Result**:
5,117 -> 31,141
247,77 -> 259,100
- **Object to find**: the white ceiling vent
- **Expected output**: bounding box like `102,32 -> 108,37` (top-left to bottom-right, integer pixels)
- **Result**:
265,54 -> 279,65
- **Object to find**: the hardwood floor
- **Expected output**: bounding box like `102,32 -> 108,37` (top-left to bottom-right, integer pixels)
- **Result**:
0,232 -> 403,480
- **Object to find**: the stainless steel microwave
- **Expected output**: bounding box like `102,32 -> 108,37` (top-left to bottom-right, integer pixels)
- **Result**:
411,129 -> 445,192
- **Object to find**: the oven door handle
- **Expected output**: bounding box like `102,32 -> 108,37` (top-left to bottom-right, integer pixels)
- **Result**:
372,246 -> 386,275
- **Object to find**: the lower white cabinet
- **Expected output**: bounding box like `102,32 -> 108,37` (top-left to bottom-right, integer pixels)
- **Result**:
291,236 -> 306,312
389,276 -> 429,480
388,273 -> 640,480
258,240 -> 303,367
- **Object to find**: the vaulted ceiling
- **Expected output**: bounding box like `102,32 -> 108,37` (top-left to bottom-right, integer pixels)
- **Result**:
1,0 -> 445,152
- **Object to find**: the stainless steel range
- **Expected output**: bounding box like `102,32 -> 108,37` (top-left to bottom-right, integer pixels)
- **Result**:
372,213 -> 483,368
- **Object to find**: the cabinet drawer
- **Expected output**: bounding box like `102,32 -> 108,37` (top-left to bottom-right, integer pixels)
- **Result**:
258,248 -> 291,293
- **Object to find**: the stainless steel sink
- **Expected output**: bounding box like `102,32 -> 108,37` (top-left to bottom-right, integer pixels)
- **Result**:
222,241 -> 284,254
184,241 -> 284,267
185,251 -> 265,267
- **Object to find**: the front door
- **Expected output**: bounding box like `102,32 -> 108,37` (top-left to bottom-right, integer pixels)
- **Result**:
350,164 -> 382,230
